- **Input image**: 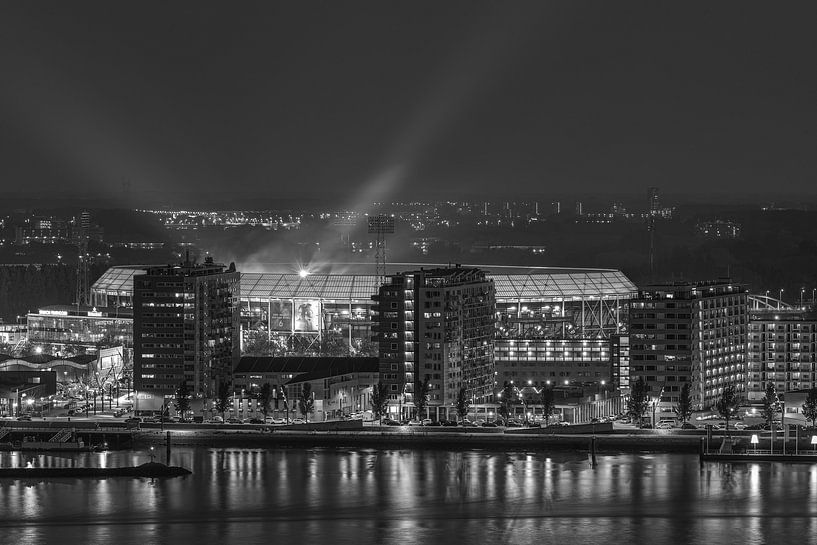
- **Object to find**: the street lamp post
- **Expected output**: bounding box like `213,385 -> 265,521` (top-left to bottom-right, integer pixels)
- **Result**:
751,434 -> 759,454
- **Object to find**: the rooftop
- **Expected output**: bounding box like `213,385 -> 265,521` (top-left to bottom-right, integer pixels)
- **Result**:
93,264 -> 636,301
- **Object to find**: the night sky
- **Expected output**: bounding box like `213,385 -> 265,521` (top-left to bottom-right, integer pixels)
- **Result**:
1,1 -> 815,204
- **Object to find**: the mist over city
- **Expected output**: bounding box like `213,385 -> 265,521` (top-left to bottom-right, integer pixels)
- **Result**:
1,1 -> 816,544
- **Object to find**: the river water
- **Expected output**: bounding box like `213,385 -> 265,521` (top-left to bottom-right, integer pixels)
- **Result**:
0,446 -> 815,544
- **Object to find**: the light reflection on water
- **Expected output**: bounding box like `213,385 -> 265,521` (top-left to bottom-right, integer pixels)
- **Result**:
0,448 -> 815,544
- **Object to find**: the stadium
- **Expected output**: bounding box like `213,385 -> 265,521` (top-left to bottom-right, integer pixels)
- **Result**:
91,263 -> 636,350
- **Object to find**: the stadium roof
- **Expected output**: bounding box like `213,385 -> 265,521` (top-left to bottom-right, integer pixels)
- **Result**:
93,264 -> 636,301
241,269 -> 635,301
91,265 -> 147,295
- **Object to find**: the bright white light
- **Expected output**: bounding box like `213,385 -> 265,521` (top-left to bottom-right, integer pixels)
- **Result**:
34,346 -> 43,354
299,269 -> 310,278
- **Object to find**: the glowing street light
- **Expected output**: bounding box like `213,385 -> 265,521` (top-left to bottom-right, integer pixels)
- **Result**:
812,435 -> 817,454
298,269 -> 310,279
751,434 -> 759,454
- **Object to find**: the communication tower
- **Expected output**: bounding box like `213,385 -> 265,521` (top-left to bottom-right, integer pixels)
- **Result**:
76,210 -> 91,308
367,214 -> 395,286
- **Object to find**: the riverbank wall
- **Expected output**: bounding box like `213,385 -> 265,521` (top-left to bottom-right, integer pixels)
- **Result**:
134,429 -> 704,453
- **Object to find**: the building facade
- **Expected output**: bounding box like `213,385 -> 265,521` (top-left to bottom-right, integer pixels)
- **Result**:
133,258 -> 240,411
747,309 -> 817,401
494,338 -> 611,388
27,305 -> 133,350
374,266 -> 496,419
629,280 -> 748,413
610,333 -> 630,394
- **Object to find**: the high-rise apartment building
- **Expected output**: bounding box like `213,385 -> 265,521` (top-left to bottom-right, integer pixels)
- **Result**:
629,280 -> 748,413
747,309 -> 817,400
373,266 -> 495,420
610,333 -> 630,394
133,257 -> 240,412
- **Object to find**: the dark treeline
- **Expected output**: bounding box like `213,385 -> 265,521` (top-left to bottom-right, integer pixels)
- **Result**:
0,264 -> 105,322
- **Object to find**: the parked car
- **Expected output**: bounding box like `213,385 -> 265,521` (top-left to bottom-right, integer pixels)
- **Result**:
425,421 -> 442,427
733,422 -> 748,430
656,422 -> 675,430
291,418 -> 306,425
125,417 -> 142,425
481,421 -> 499,428
208,416 -> 224,424
17,414 -> 32,421
384,419 -> 402,426
247,418 -> 265,424
226,417 -> 243,424
681,422 -> 698,430
421,418 -> 433,426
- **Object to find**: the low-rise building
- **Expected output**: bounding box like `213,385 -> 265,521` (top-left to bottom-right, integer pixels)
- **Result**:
27,305 -> 133,350
494,338 -> 611,388
0,370 -> 57,417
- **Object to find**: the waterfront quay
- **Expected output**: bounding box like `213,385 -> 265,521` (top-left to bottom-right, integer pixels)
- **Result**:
5,418 -> 816,457
129,421 -> 785,455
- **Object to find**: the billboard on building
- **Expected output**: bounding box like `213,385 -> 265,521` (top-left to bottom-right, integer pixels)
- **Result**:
294,300 -> 320,332
270,301 -> 293,331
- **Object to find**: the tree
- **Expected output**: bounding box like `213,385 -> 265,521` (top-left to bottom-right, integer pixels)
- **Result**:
676,382 -> 693,424
370,382 -> 389,424
802,387 -> 817,429
714,384 -> 741,432
173,381 -> 191,418
318,333 -> 351,357
627,377 -> 650,425
414,376 -> 430,420
540,385 -> 556,426
761,383 -> 779,429
455,387 -> 470,422
214,382 -> 232,421
258,383 -> 273,420
498,382 -> 517,422
298,383 -> 315,422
